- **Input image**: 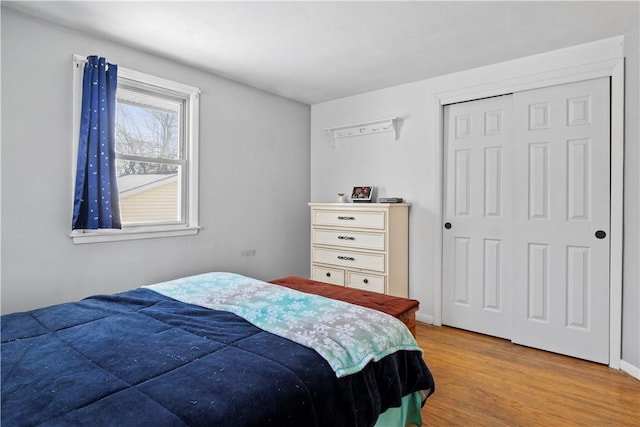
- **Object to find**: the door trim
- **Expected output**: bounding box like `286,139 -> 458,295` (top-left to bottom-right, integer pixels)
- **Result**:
432,54 -> 625,369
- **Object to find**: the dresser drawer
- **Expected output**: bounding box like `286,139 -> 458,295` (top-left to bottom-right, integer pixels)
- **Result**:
312,229 -> 385,251
347,272 -> 386,294
312,247 -> 385,272
312,265 -> 345,285
312,210 -> 386,230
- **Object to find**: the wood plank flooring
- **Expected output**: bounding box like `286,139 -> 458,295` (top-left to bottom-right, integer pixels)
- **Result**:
416,323 -> 640,426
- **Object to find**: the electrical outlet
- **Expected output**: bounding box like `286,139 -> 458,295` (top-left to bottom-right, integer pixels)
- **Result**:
241,249 -> 256,257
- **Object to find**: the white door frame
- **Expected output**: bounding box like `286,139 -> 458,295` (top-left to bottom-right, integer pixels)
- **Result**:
431,55 -> 625,369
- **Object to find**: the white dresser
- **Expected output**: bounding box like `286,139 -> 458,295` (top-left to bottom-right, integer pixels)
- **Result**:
309,202 -> 410,297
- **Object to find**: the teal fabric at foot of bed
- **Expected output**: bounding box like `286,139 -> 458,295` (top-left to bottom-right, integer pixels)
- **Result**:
375,391 -> 424,427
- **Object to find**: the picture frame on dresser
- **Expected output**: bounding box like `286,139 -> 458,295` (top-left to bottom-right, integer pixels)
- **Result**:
350,185 -> 373,202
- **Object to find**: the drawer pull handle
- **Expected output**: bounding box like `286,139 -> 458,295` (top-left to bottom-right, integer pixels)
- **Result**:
337,256 -> 355,261
363,278 -> 369,284
337,216 -> 355,220
326,272 -> 331,277
337,235 -> 355,240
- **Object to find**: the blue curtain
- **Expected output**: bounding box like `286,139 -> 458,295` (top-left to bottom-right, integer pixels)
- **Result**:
72,56 -> 121,230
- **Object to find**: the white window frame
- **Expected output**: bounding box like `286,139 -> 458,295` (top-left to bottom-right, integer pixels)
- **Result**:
70,54 -> 200,244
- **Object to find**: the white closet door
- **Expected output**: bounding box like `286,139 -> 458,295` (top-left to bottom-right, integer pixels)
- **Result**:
511,78 -> 610,364
443,95 -> 514,340
443,78 -> 611,364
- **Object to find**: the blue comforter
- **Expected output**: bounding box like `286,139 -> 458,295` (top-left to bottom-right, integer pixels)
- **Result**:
1,288 -> 434,426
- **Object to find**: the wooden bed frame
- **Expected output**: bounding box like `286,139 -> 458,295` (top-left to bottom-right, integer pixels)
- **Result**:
269,276 -> 419,336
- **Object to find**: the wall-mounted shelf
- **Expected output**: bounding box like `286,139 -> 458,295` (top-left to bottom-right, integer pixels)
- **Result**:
325,117 -> 400,147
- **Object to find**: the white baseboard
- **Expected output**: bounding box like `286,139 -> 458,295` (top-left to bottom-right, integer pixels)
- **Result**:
416,312 -> 434,325
620,359 -> 640,381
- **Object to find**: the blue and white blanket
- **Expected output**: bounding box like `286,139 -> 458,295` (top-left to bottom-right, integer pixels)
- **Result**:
145,272 -> 422,378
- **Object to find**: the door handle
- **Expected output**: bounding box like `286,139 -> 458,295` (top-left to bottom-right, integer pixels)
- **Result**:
595,230 -> 607,239
444,222 -> 452,230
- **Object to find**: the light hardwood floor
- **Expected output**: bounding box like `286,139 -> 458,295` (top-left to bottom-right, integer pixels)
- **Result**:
416,323 -> 640,426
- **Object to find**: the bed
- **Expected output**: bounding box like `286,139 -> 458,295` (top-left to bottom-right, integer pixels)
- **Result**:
1,272 -> 434,426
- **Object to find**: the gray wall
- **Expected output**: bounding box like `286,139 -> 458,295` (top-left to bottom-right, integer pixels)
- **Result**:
311,34 -> 639,372
1,8 -> 311,313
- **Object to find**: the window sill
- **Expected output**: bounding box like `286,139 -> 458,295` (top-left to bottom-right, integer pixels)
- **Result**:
70,225 -> 200,244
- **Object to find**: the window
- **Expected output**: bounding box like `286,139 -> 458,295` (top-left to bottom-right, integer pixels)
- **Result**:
71,55 -> 200,243
116,84 -> 184,225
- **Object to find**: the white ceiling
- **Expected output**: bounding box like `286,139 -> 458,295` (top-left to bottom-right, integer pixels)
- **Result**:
4,1 -> 639,104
